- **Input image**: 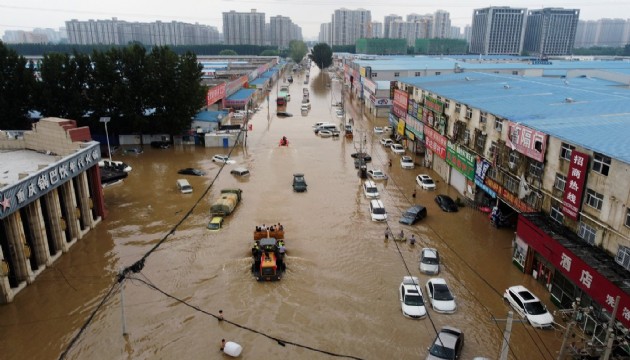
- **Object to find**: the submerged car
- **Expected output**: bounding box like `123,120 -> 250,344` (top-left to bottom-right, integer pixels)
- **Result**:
504,285 -> 554,328
374,127 -> 384,134
416,174 -> 436,190
399,276 -> 427,319
212,155 -> 234,164
380,138 -> 394,147
351,152 -> 372,162
293,173 -> 308,192
391,144 -> 405,154
401,156 -> 415,169
426,278 -> 457,314
426,327 -> 464,360
177,168 -> 206,176
400,205 -> 427,225
207,217 -> 224,231
435,194 -> 458,212
277,111 -> 293,117
419,248 -> 440,275
367,169 -> 388,181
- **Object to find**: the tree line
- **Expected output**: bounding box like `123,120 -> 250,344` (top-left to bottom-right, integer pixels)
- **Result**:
0,41 -> 207,135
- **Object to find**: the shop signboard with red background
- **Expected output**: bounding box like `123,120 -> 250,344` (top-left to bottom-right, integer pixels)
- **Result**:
424,126 -> 446,159
518,215 -> 630,328
506,121 -> 548,162
562,151 -> 589,220
207,83 -> 226,107
484,178 -> 536,212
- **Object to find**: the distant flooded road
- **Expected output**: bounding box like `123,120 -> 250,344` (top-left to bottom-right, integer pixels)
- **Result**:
1,66 -> 563,360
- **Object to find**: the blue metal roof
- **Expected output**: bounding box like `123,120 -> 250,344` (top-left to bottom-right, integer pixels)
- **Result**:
399,72 -> 630,164
194,110 -> 229,122
250,78 -> 267,86
226,88 -> 255,101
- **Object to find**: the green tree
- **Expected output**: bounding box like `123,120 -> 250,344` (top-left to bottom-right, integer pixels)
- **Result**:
260,49 -> 279,56
288,40 -> 308,64
308,43 -> 333,70
219,49 -> 238,56
0,41 -> 37,129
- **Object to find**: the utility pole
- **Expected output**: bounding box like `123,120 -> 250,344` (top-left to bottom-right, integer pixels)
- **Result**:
558,297 -> 580,360
492,311 -> 526,360
602,296 -> 620,360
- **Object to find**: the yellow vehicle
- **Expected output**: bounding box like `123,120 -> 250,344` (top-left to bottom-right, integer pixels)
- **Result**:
207,217 -> 224,231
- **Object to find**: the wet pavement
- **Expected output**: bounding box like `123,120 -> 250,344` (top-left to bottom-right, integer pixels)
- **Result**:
0,66 -> 564,360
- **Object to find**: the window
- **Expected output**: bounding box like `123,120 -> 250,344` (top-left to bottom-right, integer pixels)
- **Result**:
455,103 -> 461,114
578,222 -> 597,245
465,108 -> 472,119
529,161 -> 544,177
495,118 -> 503,132
592,153 -> 611,176
508,151 -> 519,169
488,141 -> 497,159
394,72 -> 400,77
415,72 -> 421,76
554,173 -> 566,191
444,101 -> 449,109
435,72 -> 441,75
585,188 -> 604,210
615,246 -> 630,271
560,143 -> 574,161
476,133 -> 486,149
506,177 -> 519,193
480,113 -> 487,123
512,71 -> 519,75
371,72 -> 378,78
524,192 -> 539,207
550,205 -> 564,224
626,208 -> 630,228
487,166 -> 498,180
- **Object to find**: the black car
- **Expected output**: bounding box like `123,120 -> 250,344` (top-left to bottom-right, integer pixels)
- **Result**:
399,205 -> 427,225
151,141 -> 170,149
427,326 -> 464,360
435,195 -> 458,212
178,168 -> 206,176
351,152 -> 372,162
293,173 -> 307,192
277,112 -> 293,117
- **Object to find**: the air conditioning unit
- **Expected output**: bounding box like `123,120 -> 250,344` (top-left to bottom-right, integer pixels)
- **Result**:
508,161 -> 517,170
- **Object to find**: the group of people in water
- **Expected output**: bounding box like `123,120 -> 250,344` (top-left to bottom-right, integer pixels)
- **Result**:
251,238 -> 287,273
384,227 -> 416,245
255,223 -> 284,232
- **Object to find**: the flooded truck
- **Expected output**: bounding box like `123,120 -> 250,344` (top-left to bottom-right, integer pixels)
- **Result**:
210,189 -> 242,217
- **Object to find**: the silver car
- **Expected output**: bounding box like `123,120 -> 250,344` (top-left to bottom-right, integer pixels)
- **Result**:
419,248 -> 440,274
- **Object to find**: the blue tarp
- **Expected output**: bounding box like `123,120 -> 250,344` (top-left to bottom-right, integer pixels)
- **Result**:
193,110 -> 229,122
225,88 -> 255,105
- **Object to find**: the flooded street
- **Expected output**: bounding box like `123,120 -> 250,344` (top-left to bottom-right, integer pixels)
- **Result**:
1,67 -> 563,360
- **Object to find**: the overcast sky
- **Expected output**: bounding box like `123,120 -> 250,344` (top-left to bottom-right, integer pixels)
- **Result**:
1,0 -> 629,39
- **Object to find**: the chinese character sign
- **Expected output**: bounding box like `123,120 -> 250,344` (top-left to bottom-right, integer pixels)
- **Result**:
424,126 -> 447,159
562,151 -> 589,220
393,89 -> 409,113
446,142 -> 475,180
207,83 -> 226,107
505,122 -> 548,162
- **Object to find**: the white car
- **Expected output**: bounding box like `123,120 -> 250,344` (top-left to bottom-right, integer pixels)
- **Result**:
374,127 -> 384,134
384,126 -> 394,134
419,248 -> 440,274
380,138 -> 394,147
425,278 -> 457,314
212,155 -> 235,164
504,285 -> 554,328
401,156 -> 415,169
391,144 -> 405,154
416,174 -> 436,190
367,169 -> 388,180
336,109 -> 345,118
399,276 -> 427,319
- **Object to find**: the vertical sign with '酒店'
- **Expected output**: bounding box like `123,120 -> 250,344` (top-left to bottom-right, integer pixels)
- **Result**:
562,151 -> 589,220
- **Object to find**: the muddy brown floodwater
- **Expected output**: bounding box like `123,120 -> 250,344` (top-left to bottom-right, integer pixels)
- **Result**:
0,67 -> 564,360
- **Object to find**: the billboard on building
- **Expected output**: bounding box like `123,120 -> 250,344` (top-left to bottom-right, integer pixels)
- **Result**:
506,122 -> 548,162
424,126 -> 447,159
562,151 -> 589,220
207,83 -> 226,107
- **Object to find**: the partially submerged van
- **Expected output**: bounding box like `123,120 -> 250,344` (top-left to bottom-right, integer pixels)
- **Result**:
363,180 -> 379,198
369,199 -> 387,221
176,179 -> 193,194
230,167 -> 250,177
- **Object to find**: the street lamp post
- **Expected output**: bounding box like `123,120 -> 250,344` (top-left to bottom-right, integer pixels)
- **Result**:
99,117 -> 112,161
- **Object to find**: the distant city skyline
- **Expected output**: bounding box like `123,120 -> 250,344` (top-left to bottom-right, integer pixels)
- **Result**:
1,1 -> 629,39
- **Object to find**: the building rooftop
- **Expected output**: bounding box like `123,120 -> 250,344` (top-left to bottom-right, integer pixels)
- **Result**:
0,149 -> 59,189
399,72 -> 630,164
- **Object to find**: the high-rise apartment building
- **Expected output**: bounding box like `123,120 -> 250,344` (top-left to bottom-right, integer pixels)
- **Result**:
270,16 -> 301,48
66,18 -> 221,45
524,8 -> 579,56
319,23 -> 332,44
575,20 -> 599,48
390,18 -> 431,46
383,14 -> 402,38
470,7 -> 527,55
331,8 -> 371,46
222,9 -> 265,45
371,22 -> 383,38
574,19 -> 630,48
432,10 -> 451,38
